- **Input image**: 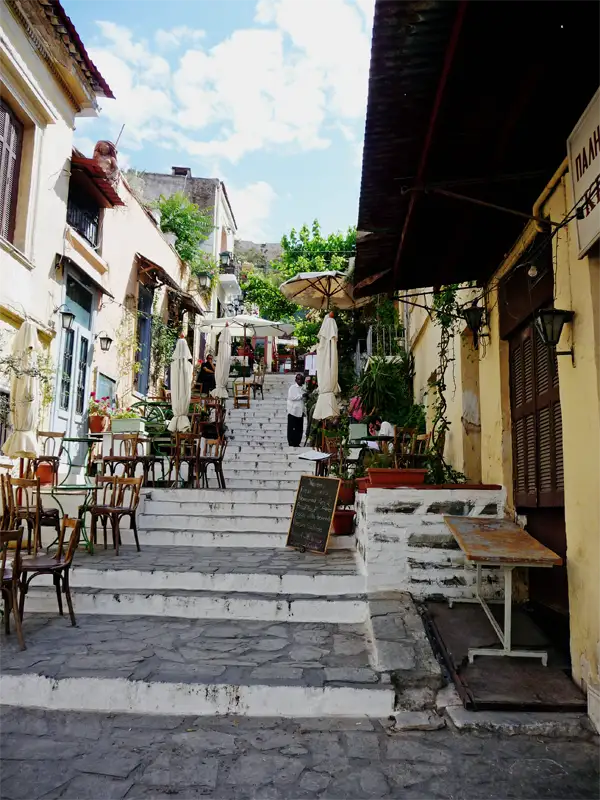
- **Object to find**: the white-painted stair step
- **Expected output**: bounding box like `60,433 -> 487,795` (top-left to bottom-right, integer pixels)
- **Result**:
146,488 -> 296,504
143,500 -> 294,518
129,528 -> 354,550
137,514 -> 291,532
0,614 -> 393,718
24,586 -> 367,623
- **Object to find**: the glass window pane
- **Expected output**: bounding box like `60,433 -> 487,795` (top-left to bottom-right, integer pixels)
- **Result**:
65,275 -> 93,329
97,373 -> 116,406
60,329 -> 75,411
76,336 -> 89,415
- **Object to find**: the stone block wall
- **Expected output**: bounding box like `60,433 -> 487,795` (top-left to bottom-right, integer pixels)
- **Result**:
356,486 -> 507,600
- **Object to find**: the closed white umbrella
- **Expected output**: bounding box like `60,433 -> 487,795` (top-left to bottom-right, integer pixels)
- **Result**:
211,323 -> 231,400
167,337 -> 192,433
2,320 -> 40,459
313,314 -> 340,420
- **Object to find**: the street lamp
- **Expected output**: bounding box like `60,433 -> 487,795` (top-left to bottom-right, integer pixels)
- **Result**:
95,331 -> 113,352
54,304 -> 75,331
535,308 -> 574,363
461,302 -> 486,348
197,273 -> 211,289
219,251 -> 232,267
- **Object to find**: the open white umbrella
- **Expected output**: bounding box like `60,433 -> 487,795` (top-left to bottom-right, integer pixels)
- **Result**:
167,337 -> 192,433
2,320 -> 40,460
313,314 -> 340,420
197,314 -> 287,338
280,271 -> 369,311
211,323 -> 231,400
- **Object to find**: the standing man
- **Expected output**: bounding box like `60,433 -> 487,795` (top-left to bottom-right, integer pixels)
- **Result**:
287,373 -> 306,447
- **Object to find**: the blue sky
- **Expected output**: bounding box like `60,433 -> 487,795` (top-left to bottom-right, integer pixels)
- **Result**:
66,0 -> 374,242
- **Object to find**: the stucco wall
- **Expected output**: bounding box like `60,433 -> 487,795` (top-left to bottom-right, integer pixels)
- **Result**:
356,486 -> 507,599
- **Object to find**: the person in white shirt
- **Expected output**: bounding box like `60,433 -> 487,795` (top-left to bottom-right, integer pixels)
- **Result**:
287,373 -> 306,447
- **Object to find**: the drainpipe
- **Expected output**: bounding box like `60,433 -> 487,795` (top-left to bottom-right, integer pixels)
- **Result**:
532,157 -> 568,232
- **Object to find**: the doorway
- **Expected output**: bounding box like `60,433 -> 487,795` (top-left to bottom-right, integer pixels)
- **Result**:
54,272 -> 95,470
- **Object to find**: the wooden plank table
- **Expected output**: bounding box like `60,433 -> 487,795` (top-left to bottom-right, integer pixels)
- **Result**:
443,516 -> 562,666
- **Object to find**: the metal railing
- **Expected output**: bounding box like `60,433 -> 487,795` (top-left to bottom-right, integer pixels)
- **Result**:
67,201 -> 99,247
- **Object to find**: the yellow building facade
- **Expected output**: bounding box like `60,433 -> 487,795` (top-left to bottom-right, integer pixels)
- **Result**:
406,165 -> 600,719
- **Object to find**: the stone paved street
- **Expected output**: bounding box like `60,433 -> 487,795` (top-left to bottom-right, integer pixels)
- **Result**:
0,707 -> 598,799
68,545 -> 359,575
1,615 -> 386,689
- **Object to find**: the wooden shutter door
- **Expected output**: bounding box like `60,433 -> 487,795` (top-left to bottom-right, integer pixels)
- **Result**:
510,322 -> 565,509
535,326 -> 564,506
510,327 -> 538,507
0,101 -> 23,242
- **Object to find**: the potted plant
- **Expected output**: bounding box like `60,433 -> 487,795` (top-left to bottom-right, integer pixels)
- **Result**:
88,393 -> 111,433
110,407 -> 146,434
354,464 -> 370,494
330,458 -> 355,506
367,452 -> 427,488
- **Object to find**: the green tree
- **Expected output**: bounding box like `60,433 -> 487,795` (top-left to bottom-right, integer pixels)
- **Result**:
280,220 -> 356,279
241,272 -> 299,321
155,192 -> 213,264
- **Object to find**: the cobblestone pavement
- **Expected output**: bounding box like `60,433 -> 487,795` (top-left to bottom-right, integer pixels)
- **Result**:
71,546 -> 359,575
1,616 -> 387,689
0,707 -> 597,799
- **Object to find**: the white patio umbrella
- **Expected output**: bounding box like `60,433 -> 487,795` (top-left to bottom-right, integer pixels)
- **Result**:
197,314 -> 287,338
211,323 -> 231,400
280,271 -> 369,311
313,314 -> 340,420
2,320 -> 40,460
197,315 -> 288,386
167,337 -> 192,433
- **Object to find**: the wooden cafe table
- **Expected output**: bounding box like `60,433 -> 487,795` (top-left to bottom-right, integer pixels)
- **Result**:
443,516 -> 562,666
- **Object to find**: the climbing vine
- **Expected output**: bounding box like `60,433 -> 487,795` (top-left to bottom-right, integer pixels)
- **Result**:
427,285 -> 466,484
150,298 -> 178,386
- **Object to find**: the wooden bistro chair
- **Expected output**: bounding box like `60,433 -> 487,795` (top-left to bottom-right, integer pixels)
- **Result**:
197,438 -> 228,489
86,476 -> 143,555
168,432 -> 203,489
9,477 -> 43,555
393,427 -> 416,468
233,380 -> 251,409
1,526 -> 25,649
1,473 -> 16,530
19,516 -> 81,626
102,433 -> 140,477
251,366 -> 265,400
407,432 -> 432,469
28,432 -> 65,485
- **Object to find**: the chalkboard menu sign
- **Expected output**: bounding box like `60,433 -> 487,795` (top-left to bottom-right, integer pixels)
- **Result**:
286,475 -> 341,554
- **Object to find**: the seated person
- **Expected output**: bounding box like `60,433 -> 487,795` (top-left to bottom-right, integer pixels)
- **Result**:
197,354 -> 216,394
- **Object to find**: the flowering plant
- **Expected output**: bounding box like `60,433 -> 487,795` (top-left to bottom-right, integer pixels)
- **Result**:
111,407 -> 141,420
89,393 -> 111,417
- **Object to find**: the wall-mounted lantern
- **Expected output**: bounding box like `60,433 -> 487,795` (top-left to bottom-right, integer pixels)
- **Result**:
535,308 -> 574,364
54,304 -> 75,331
461,302 -> 487,348
95,331 -> 113,352
219,251 -> 232,267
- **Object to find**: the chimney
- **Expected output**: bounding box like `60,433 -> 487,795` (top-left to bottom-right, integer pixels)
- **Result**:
172,166 -> 191,178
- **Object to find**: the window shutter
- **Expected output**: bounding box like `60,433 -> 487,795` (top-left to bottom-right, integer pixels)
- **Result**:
511,329 -> 537,507
0,101 -> 23,242
510,323 -> 565,509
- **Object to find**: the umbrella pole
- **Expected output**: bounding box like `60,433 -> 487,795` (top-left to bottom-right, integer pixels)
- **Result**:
243,324 -> 247,388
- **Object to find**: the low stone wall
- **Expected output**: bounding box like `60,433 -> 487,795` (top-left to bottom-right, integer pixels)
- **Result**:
356,486 -> 507,600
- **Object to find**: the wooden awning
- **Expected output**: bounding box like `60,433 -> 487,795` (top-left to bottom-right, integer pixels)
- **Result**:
167,287 -> 203,315
70,155 -> 124,208
136,254 -> 180,290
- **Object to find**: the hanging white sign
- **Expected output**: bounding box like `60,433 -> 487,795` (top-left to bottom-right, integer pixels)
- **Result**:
567,89 -> 600,258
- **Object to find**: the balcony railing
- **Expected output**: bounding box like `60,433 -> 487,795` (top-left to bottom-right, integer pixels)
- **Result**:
67,201 -> 99,247
220,262 -> 241,280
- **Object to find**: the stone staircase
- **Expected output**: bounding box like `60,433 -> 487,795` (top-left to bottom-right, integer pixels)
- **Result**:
1,373 -> 440,718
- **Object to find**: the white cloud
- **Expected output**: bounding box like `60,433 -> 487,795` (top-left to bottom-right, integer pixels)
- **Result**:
84,0 -> 373,164
227,181 -> 278,241
155,26 -> 206,50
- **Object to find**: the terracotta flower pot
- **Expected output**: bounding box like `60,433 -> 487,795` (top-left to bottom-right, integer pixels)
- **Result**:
35,463 -> 54,486
332,509 -> 356,536
356,477 -> 370,494
89,415 -> 109,434
337,479 -> 356,506
367,468 -> 428,488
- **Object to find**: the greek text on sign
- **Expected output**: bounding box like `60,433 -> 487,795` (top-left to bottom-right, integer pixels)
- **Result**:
567,89 -> 600,257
